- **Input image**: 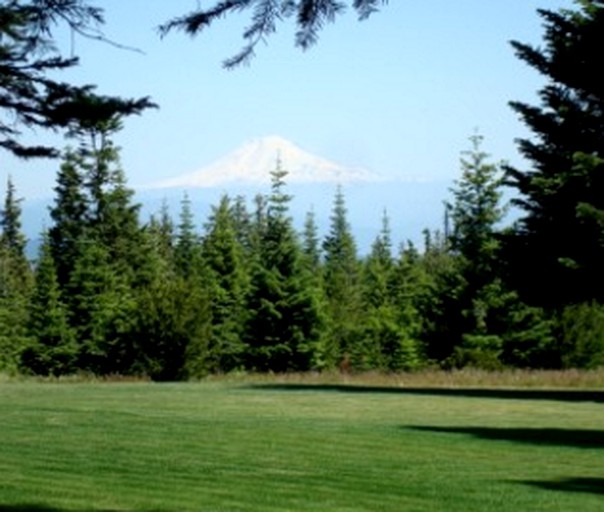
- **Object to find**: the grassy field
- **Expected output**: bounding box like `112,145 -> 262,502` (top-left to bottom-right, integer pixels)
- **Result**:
0,374 -> 602,511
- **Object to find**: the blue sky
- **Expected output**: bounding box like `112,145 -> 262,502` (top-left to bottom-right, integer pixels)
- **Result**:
3,1 -> 573,215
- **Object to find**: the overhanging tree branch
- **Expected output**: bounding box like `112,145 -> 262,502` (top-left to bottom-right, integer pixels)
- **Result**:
160,0 -> 388,68
0,0 -> 153,159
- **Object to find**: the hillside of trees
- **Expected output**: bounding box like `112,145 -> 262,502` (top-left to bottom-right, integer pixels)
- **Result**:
1,2 -> 603,378
1,125 -> 602,379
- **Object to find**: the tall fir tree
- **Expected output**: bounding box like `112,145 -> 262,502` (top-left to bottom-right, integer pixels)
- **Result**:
147,200 -> 175,264
67,237 -> 137,375
391,242 -> 430,362
299,207 -> 330,369
231,195 -> 254,254
130,210 -> 211,380
49,149 -> 89,288
0,176 -> 27,262
505,1 -> 604,307
322,186 -> 363,368
360,211 -> 423,370
301,208 -> 322,272
243,161 -> 322,372
444,134 -> 556,369
82,121 -> 143,279
21,233 -> 77,376
153,193 -> 214,377
50,120 -> 142,287
47,120 -> 148,375
363,210 -> 393,310
202,194 -> 249,372
0,178 -> 32,372
445,134 -> 508,368
174,193 -> 203,280
448,134 -> 505,281
416,228 -> 463,364
249,193 -> 268,258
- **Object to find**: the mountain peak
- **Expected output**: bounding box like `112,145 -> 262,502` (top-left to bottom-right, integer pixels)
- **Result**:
150,136 -> 381,189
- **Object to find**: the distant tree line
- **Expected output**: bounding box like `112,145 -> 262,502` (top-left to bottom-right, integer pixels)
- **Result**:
1,2 -> 603,378
0,130 -> 601,378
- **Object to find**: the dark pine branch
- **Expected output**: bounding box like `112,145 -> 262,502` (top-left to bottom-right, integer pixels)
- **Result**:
161,0 -> 387,68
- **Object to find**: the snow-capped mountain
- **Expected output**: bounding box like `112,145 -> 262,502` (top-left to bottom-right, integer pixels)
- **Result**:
19,135 -> 452,256
150,135 -> 381,188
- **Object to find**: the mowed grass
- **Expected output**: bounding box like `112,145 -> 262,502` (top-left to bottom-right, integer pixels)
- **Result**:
0,377 -> 602,511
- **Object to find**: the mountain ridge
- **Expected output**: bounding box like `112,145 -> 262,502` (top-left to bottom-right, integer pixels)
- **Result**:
148,135 -> 382,189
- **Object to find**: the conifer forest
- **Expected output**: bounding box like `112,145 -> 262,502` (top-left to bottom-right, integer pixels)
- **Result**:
1,2 -> 604,379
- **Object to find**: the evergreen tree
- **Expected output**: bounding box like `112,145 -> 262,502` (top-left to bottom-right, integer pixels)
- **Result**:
448,134 -> 504,280
322,186 -> 363,368
81,121 -> 143,277
416,228 -> 464,364
66,236 -> 138,375
299,207 -> 329,369
50,120 -> 142,287
250,193 -> 268,255
46,120 -> 150,375
243,161 -> 322,372
358,212 -> 392,368
202,194 -> 249,372
133,262 -> 211,380
0,178 -> 32,372
0,176 -> 27,260
363,210 -> 393,309
174,193 -> 203,280
49,150 -> 89,288
231,195 -> 252,247
302,208 -> 322,271
136,193 -> 212,378
0,244 -> 32,373
443,134 -> 556,369
21,233 -> 77,376
498,296 -> 556,369
360,214 -> 424,371
239,193 -> 269,289
557,301 -> 604,369
147,200 -> 175,263
392,242 -> 430,360
445,134 -> 508,368
127,211 -> 211,380
506,1 -> 604,307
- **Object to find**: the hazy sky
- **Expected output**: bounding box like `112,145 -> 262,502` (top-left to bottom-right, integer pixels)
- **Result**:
3,0 -> 573,201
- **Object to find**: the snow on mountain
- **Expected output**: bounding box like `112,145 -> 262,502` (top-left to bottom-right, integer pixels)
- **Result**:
149,136 -> 382,188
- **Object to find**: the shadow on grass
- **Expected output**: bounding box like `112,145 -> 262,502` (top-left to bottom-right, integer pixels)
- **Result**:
247,383 -> 604,403
520,477 -> 604,495
406,425 -> 604,449
0,506 -> 168,512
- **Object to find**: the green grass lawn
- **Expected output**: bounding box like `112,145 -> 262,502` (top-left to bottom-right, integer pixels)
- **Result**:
0,378 -> 602,511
